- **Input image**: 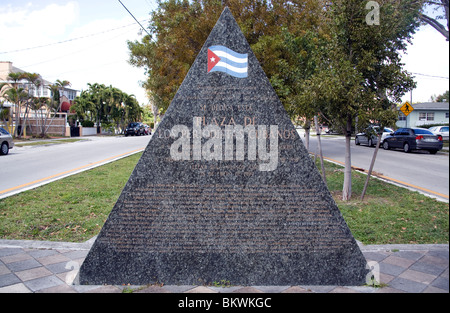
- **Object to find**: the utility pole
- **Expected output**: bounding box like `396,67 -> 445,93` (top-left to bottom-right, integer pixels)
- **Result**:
407,90 -> 412,128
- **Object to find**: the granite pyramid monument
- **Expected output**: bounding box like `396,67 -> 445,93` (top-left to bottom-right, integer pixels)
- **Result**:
79,7 -> 369,286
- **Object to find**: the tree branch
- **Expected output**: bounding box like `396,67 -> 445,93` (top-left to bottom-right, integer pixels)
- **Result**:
420,13 -> 449,40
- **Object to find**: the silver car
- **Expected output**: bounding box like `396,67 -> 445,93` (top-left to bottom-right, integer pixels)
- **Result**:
355,126 -> 393,147
429,126 -> 449,141
0,127 -> 14,155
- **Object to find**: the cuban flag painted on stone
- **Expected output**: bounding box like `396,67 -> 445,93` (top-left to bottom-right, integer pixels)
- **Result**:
207,45 -> 248,78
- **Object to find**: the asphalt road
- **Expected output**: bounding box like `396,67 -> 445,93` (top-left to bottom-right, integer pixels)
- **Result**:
0,135 -> 151,199
303,132 -> 449,201
1,133 -> 448,201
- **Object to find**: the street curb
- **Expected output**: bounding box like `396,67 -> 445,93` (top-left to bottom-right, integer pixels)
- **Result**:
360,243 -> 449,252
0,236 -> 96,251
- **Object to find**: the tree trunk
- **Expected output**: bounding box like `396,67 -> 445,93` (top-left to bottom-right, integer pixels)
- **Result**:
44,102 -> 63,135
152,103 -> 159,130
361,133 -> 382,201
314,116 -> 326,185
19,102 -> 31,138
342,115 -> 353,201
40,110 -> 46,137
14,103 -> 20,137
304,119 -> 311,150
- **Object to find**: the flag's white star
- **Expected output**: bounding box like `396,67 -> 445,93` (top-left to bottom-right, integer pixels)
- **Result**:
210,57 -> 215,63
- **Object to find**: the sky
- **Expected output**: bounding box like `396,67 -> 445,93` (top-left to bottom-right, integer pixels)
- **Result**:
0,1 -> 449,107
400,17 -> 449,103
0,0 -> 156,105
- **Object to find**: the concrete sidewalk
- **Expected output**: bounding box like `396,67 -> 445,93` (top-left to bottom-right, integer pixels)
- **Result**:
0,238 -> 448,293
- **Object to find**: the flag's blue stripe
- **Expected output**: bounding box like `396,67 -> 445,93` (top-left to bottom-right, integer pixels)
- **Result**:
210,66 -> 248,78
209,45 -> 247,60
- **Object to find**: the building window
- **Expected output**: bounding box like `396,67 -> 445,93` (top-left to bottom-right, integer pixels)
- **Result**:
28,86 -> 35,96
398,112 -> 406,121
419,112 -> 434,121
446,112 -> 449,119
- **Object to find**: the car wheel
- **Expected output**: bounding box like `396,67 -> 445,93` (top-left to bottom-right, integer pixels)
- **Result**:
1,142 -> 9,155
403,142 -> 411,153
383,141 -> 389,150
429,150 -> 438,155
355,137 -> 360,145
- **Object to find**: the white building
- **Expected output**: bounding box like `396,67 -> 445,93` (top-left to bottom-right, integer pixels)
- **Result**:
1,61 -> 79,136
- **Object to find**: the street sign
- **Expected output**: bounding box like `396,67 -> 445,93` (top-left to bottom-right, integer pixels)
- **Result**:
400,102 -> 414,117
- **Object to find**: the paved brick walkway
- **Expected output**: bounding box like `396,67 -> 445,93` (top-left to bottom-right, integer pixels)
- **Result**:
0,239 -> 448,293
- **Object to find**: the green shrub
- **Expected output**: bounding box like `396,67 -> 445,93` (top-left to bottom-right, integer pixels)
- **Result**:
81,120 -> 95,127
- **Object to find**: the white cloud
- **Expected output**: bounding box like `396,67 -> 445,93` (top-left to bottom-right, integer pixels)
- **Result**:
0,2 -> 80,48
3,1 -> 445,107
401,24 -> 449,103
0,2 -> 149,105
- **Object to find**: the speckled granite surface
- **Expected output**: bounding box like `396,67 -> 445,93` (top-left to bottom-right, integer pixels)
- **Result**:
79,7 -> 368,286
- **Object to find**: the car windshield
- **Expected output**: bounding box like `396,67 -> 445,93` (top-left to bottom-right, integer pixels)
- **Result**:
128,123 -> 139,127
383,127 -> 393,133
413,129 -> 434,135
0,128 -> 10,135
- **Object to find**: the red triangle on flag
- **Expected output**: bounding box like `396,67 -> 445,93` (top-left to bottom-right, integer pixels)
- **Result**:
207,49 -> 221,73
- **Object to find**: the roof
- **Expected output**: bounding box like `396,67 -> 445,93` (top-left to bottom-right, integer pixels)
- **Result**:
1,62 -> 53,86
411,102 -> 449,111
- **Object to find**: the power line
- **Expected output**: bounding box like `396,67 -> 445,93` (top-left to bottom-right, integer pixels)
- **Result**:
19,27 -> 134,70
118,0 -> 152,37
0,21 -> 144,55
144,0 -> 157,10
411,72 -> 449,79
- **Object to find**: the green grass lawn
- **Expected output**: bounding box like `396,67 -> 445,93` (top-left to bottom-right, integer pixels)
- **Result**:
320,161 -> 448,245
0,153 -> 139,243
0,153 -> 448,244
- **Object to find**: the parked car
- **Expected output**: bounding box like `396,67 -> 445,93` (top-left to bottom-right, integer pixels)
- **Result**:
382,127 -> 443,154
0,127 -> 14,155
428,126 -> 449,141
125,122 -> 145,136
355,126 -> 394,147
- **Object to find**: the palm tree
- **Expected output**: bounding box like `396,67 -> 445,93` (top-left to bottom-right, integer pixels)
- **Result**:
55,79 -> 72,103
3,87 -> 28,137
6,72 -> 24,90
0,83 -> 10,128
43,83 -> 65,137
6,72 -> 27,137
19,73 -> 42,138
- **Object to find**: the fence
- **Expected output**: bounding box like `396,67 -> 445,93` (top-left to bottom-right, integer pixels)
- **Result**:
22,117 -> 67,136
